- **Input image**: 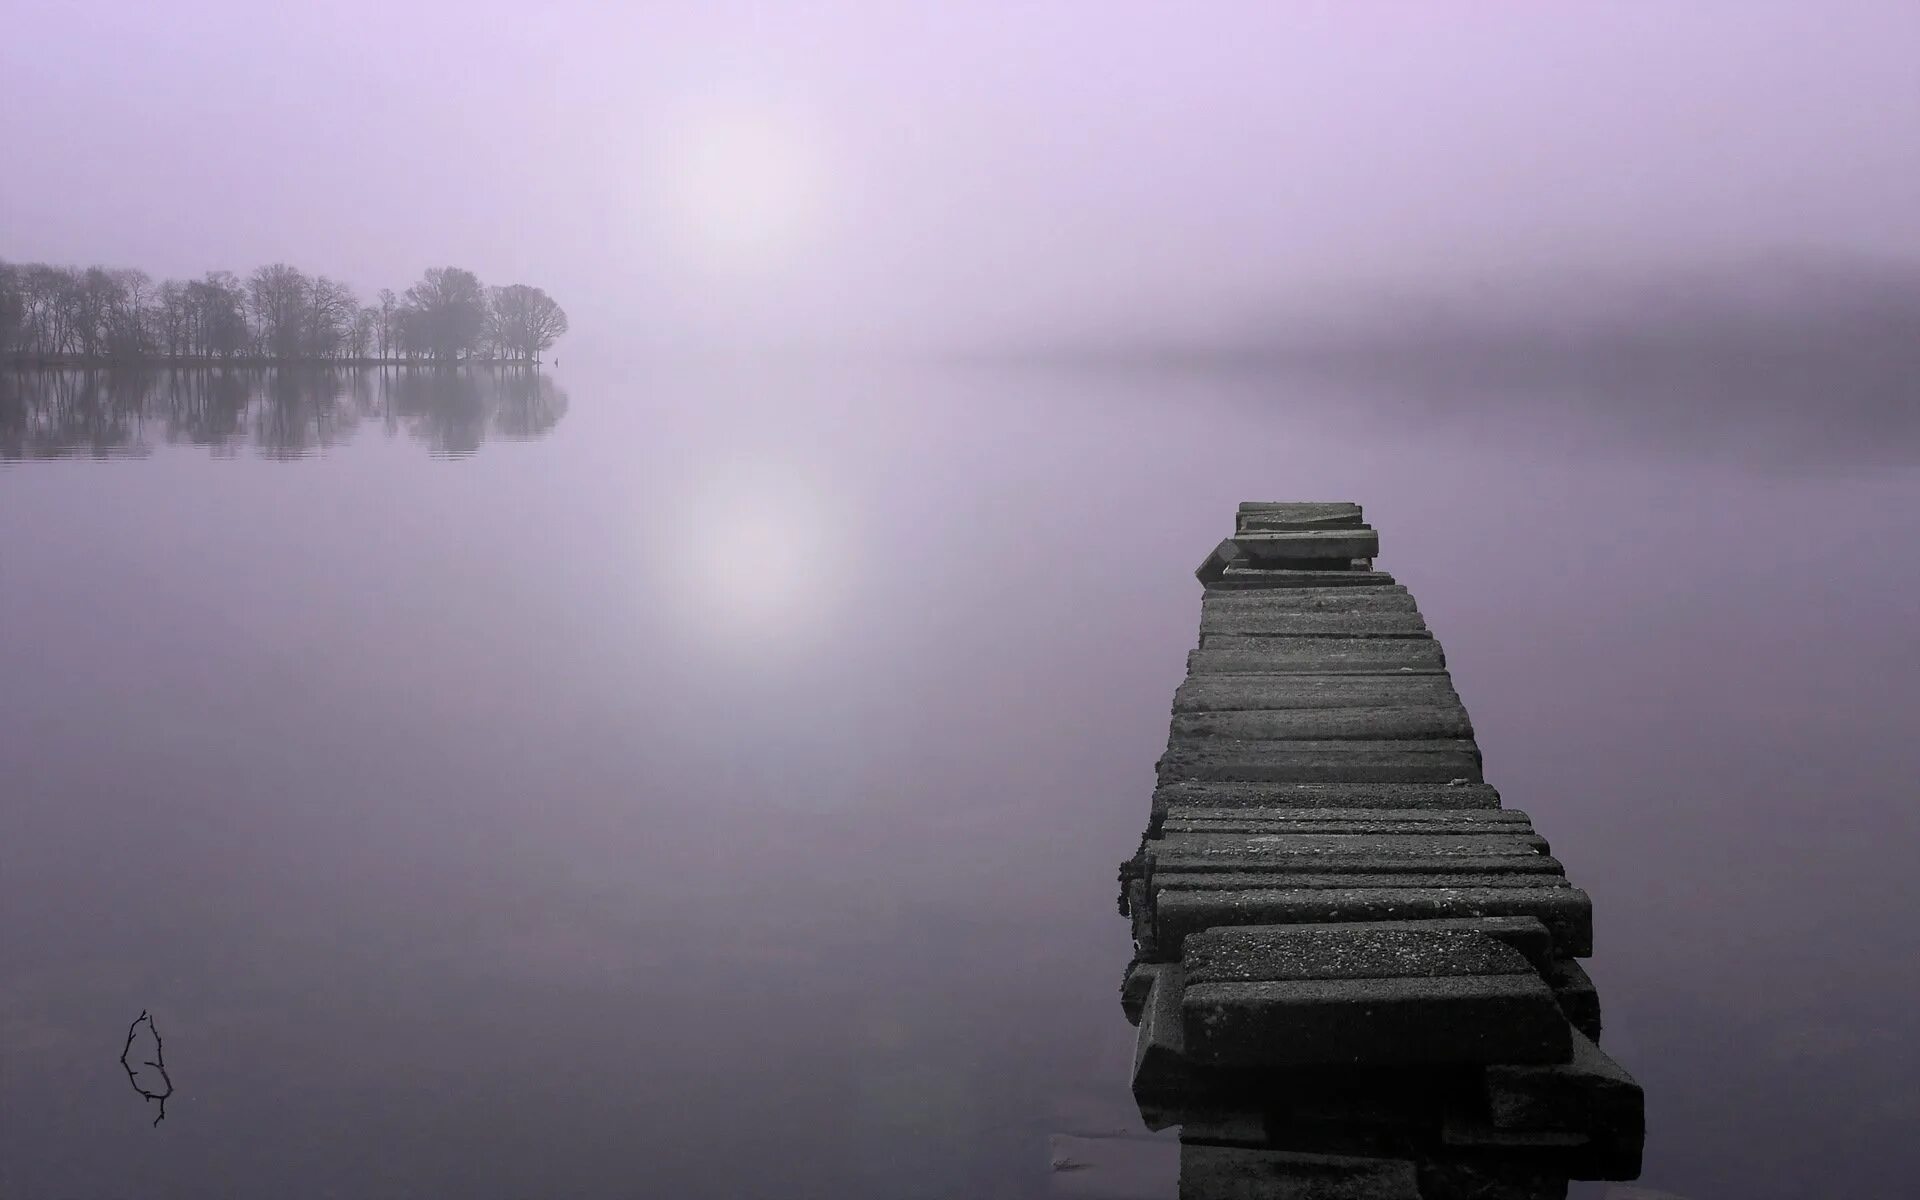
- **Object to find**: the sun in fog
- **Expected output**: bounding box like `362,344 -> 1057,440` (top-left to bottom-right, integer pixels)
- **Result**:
659,107 -> 823,266
670,460 -> 847,657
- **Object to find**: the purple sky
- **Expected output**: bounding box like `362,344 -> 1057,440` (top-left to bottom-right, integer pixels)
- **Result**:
6,2 -> 1920,356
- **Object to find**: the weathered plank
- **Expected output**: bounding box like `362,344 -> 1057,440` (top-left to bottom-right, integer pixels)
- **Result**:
1203,585 -> 1416,611
1174,674 -> 1458,712
1200,610 -> 1432,639
1171,706 -> 1473,741
1236,529 -> 1380,562
1154,780 -> 1504,816
1207,567 -> 1399,590
1158,737 -> 1482,784
1181,926 -> 1571,1067
1188,640 -> 1447,674
1151,882 -> 1595,959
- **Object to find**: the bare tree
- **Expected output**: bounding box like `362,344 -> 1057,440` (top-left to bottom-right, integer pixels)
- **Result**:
350,306 -> 378,359
156,280 -> 191,358
248,263 -> 312,359
306,275 -> 357,359
0,261 -> 23,355
486,284 -> 569,362
401,267 -> 487,361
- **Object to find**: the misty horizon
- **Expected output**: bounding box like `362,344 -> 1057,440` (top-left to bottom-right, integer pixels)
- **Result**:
6,4 -> 1919,1199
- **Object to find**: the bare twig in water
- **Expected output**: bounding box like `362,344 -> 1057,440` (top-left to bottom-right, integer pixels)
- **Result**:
120,1010 -> 173,1126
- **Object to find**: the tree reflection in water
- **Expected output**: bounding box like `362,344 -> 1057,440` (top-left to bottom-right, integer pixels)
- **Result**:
0,366 -> 567,461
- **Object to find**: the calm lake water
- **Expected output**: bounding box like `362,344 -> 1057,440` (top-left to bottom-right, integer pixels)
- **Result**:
3,362 -> 1916,1199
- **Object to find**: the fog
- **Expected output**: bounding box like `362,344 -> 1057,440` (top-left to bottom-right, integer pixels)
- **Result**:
7,7 -> 1920,1198
6,2 -> 1920,360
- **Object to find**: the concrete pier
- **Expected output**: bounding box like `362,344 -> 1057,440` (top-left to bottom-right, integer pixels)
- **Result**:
1119,502 -> 1644,1199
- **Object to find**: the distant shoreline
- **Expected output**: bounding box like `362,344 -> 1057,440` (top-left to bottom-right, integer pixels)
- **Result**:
4,354 -> 552,369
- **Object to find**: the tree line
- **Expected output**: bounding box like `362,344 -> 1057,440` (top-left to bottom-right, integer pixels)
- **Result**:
0,260 -> 568,365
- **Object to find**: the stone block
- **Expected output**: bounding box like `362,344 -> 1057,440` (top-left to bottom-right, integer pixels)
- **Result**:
1146,831 -> 1558,876
1199,610 -> 1432,639
1132,963 -> 1204,1109
1188,641 -> 1446,674
1151,880 -> 1594,960
1173,674 -> 1456,712
1545,957 -> 1602,1042
1206,568 -> 1399,590
1234,529 -> 1380,562
1154,781 -> 1504,817
1170,706 -> 1472,741
1202,586 -> 1415,611
1121,961 -> 1154,1026
1180,926 -> 1572,1067
1484,1026 -> 1643,1142
1157,737 -> 1482,784
1196,538 -> 1244,585
1235,502 -> 1366,533
1160,808 -> 1537,842
1178,1145 -> 1422,1200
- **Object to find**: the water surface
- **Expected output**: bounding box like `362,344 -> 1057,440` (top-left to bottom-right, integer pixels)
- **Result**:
3,362 -> 1916,1199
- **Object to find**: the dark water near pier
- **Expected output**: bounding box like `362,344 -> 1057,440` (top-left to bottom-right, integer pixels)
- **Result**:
2,363 -> 1916,1199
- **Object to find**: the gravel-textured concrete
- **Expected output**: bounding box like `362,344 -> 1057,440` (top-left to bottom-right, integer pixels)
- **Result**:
1154,780 -> 1504,814
1179,1145 -> 1423,1199
1485,1027 -> 1643,1137
1206,567 -> 1399,590
1171,705 -> 1473,741
1147,832 -> 1556,874
1235,529 -> 1381,562
1183,925 -> 1538,984
1546,957 -> 1602,1042
1174,674 -> 1457,713
1202,585 -> 1416,611
1199,610 -> 1432,639
1151,882 -> 1595,959
1188,641 -> 1447,674
1183,973 -> 1570,1067
1157,736 -> 1482,784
